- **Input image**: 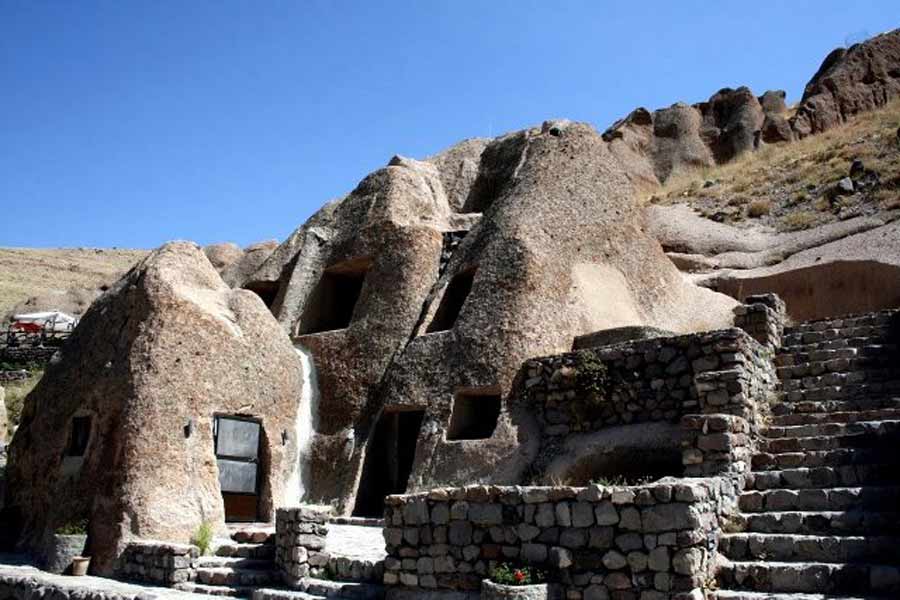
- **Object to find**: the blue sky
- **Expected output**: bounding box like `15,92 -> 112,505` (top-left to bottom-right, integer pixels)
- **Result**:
2,2 -> 898,249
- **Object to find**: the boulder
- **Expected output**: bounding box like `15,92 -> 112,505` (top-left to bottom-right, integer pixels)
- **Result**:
203,242 -> 244,271
3,242 -> 303,574
758,90 -> 788,114
221,240 -> 279,289
792,29 -> 900,137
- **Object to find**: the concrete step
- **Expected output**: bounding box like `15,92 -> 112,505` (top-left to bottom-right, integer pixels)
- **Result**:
196,556 -> 276,570
719,533 -> 900,563
746,465 -> 900,491
716,560 -> 900,595
174,582 -> 257,598
739,486 -> 900,513
752,448 -> 892,470
765,419 -> 900,439
771,407 -> 900,426
740,511 -> 900,536
196,566 -> 280,586
215,542 -> 276,559
772,397 -> 900,416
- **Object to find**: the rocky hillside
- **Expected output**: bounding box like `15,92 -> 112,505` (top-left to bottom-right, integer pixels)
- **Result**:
0,247 -> 147,321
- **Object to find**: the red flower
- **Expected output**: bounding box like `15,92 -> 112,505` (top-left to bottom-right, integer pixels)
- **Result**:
514,570 -> 526,583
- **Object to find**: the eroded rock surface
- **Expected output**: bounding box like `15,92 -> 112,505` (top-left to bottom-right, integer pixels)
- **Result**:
3,242 -> 302,574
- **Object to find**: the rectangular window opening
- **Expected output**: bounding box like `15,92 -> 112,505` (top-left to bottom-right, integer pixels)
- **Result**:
446,390 -> 501,441
66,416 -> 92,457
299,258 -> 370,335
426,268 -> 476,333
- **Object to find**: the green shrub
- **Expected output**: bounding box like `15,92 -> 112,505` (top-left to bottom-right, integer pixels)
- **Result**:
191,521 -> 215,556
56,519 -> 89,535
489,563 -> 546,586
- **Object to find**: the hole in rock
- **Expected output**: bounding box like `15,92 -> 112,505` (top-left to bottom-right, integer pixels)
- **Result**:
446,389 -> 501,441
426,268 -> 475,333
299,258 -> 370,335
243,282 -> 279,309
66,416 -> 92,457
353,409 -> 425,518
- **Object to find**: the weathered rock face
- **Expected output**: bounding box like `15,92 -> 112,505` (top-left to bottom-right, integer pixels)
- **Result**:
221,240 -> 278,289
203,242 -> 244,272
3,242 -> 303,574
604,87 -> 783,186
246,120 -> 737,515
792,28 -> 900,137
0,386 -> 7,445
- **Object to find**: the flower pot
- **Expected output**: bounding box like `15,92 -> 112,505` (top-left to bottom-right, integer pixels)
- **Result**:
43,534 -> 87,574
482,579 -> 562,600
71,556 -> 91,576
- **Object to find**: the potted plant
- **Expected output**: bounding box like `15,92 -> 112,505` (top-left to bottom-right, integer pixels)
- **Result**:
482,563 -> 560,600
44,519 -> 89,575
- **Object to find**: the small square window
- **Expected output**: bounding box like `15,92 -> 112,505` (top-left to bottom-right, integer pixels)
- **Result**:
446,390 -> 501,441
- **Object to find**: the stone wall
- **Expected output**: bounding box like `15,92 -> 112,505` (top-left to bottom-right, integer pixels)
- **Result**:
275,505 -> 331,584
0,346 -> 59,366
383,481 -> 730,600
117,541 -> 197,585
732,294 -> 786,350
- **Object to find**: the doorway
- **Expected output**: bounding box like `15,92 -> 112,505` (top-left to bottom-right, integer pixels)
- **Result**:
352,409 -> 425,518
214,415 -> 263,522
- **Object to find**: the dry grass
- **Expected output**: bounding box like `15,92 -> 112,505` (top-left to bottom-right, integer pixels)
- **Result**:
0,247 -> 146,319
653,99 -> 900,230
3,371 -> 42,435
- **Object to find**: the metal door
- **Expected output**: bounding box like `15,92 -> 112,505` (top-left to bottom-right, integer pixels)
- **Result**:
214,415 -> 261,521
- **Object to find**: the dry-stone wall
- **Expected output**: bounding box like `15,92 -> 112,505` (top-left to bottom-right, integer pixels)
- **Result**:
732,294 -> 786,350
117,541 -> 197,585
383,481 -> 730,600
275,505 -> 332,584
0,346 -> 59,366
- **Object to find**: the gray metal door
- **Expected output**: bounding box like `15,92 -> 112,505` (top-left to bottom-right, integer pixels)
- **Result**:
214,416 -> 260,495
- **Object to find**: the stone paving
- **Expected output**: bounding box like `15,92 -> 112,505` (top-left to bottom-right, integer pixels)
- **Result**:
324,524 -> 386,562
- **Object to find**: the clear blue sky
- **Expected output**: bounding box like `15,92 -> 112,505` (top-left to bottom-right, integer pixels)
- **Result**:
2,2 -> 898,249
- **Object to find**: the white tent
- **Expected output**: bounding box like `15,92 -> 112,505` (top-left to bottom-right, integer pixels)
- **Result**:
11,310 -> 78,332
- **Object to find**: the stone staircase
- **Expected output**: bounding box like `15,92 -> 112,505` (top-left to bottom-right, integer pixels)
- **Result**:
714,309 -> 900,599
174,523 -> 384,600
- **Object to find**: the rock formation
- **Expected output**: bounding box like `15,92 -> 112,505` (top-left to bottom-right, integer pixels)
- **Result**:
242,119 -> 737,515
203,242 -> 244,272
221,240 -> 278,288
792,28 -> 900,137
3,242 -> 303,574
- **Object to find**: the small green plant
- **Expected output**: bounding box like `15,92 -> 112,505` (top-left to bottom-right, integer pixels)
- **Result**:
489,563 -> 546,586
575,351 -> 609,399
56,519 -> 88,535
191,521 -> 215,556
592,474 -> 654,487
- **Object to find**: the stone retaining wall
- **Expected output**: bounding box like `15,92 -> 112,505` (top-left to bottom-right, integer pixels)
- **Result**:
275,505 -> 332,584
383,481 -> 730,600
0,346 -> 59,366
117,541 -> 197,585
732,294 -> 786,351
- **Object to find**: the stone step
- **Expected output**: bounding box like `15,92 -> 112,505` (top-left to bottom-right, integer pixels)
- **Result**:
174,582 -> 258,598
253,590 -> 325,600
780,369 -> 899,393
752,448 -> 892,471
761,428 -> 897,454
196,556 -> 276,570
215,542 -> 276,559
747,465 -> 900,491
719,533 -> 900,563
781,382 -> 900,403
739,486 -> 900,513
740,511 -> 900,536
196,566 -> 280,586
716,560 -> 900,595
764,419 -> 900,439
229,525 -> 276,545
782,325 -> 893,344
293,577 -> 384,600
772,397 -> 900,416
778,360 -> 897,382
713,589 -> 891,600
771,407 -> 900,426
784,310 -> 897,333
777,335 -> 889,358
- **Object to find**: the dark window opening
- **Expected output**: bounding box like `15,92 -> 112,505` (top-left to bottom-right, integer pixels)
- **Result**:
446,391 -> 501,441
66,416 -> 92,457
352,409 -> 425,518
244,282 -> 279,309
299,259 -> 370,335
426,269 -> 475,333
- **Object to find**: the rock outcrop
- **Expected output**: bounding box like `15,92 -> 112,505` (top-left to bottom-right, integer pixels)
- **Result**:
221,240 -> 278,289
203,242 -> 244,272
3,242 -> 303,574
244,119 -> 737,514
792,28 -> 900,137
